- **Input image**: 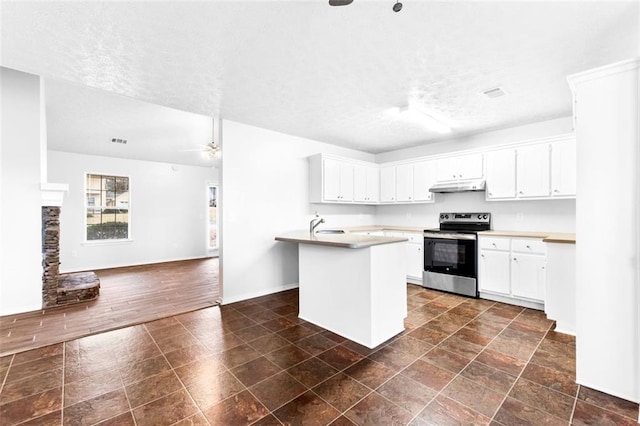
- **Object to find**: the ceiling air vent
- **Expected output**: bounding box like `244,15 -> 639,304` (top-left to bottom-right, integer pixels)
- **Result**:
481,87 -> 507,99
111,138 -> 127,144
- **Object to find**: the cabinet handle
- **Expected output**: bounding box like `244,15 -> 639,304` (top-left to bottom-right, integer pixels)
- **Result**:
526,245 -> 531,249
492,243 -> 496,247
519,191 -> 524,195
481,254 -> 485,258
553,189 -> 559,193
513,257 -> 518,261
489,192 -> 493,196
409,196 -> 412,200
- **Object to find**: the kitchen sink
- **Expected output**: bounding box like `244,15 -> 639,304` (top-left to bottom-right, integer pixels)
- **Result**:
316,229 -> 345,234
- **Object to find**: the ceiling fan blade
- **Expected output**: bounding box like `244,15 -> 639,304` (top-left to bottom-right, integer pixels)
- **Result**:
329,0 -> 354,6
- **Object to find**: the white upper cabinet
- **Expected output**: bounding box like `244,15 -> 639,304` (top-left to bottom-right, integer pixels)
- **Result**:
486,149 -> 516,199
311,133 -> 574,205
391,161 -> 436,204
485,135 -> 576,201
323,158 -> 354,202
436,153 -> 484,182
395,164 -> 414,202
354,164 -> 379,203
516,144 -> 551,198
379,166 -> 396,203
550,137 -> 576,197
413,160 -> 436,202
309,154 -> 365,204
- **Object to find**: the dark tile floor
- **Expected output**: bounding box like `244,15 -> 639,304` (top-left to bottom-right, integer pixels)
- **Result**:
1,285 -> 638,425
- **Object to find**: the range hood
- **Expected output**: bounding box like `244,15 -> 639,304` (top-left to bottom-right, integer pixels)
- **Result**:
429,179 -> 486,193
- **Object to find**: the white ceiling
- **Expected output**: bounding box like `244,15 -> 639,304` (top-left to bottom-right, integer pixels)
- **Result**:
1,1 -> 638,159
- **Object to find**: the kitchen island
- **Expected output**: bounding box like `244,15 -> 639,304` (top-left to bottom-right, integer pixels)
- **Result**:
275,231 -> 408,348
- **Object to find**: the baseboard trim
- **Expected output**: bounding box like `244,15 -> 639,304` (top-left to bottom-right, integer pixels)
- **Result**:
221,283 -> 299,305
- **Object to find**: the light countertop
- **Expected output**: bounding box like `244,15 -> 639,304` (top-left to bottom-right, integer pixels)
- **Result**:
275,231 -> 408,249
479,230 -> 576,244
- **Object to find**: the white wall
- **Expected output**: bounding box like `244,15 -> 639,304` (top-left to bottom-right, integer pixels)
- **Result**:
375,193 -> 575,233
375,116 -> 576,233
48,151 -> 218,272
220,120 -> 377,304
0,67 -> 44,315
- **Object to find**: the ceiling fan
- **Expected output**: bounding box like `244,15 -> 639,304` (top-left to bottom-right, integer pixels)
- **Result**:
329,0 -> 403,12
181,117 -> 221,160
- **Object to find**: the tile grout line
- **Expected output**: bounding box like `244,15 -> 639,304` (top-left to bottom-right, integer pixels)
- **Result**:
0,354 -> 14,394
569,384 -> 581,424
145,322 -> 213,426
404,301 -> 509,424
486,313 -> 564,425
61,343 -> 65,425
222,304 -> 378,424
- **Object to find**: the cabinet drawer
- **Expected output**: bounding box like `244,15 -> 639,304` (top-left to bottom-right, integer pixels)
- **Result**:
511,239 -> 546,254
479,237 -> 510,251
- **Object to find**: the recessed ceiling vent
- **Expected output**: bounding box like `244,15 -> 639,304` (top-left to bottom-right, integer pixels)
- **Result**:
481,87 -> 507,99
111,138 -> 127,144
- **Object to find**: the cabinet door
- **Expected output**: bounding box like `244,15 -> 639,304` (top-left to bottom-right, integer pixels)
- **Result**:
486,149 -> 516,199
550,139 -> 576,197
353,165 -> 367,202
323,158 -> 342,201
458,153 -> 484,180
413,160 -> 436,201
365,166 -> 379,203
396,164 -> 414,202
478,249 -> 511,295
406,242 -> 423,279
436,157 -> 459,182
339,162 -> 354,202
517,144 -> 550,198
380,166 -> 396,202
511,253 -> 546,301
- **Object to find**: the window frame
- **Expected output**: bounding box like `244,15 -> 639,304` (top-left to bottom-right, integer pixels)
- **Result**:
83,172 -> 132,244
207,183 -> 218,250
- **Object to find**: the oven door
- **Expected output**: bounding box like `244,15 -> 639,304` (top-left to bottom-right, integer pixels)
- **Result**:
423,232 -> 477,278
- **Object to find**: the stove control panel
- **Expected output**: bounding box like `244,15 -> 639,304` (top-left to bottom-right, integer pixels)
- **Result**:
439,212 -> 491,224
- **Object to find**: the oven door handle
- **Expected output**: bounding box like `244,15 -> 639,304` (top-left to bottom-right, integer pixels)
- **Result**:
423,232 -> 477,241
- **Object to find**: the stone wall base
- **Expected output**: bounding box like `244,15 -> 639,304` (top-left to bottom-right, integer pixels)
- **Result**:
57,272 -> 101,305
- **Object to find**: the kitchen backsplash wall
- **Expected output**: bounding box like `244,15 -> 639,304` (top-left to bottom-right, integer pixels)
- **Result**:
375,191 -> 576,232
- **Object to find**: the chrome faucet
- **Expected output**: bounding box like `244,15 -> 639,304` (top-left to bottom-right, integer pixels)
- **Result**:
309,212 -> 325,234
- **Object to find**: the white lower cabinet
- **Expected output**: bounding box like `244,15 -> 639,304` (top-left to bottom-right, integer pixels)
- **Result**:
403,233 -> 423,283
356,230 -> 423,284
478,236 -> 546,309
478,250 -> 511,294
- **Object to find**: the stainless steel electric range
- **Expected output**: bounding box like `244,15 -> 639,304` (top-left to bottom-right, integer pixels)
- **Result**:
423,212 -> 491,297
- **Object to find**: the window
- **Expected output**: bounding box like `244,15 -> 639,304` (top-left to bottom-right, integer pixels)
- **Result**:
86,174 -> 130,241
208,185 -> 218,249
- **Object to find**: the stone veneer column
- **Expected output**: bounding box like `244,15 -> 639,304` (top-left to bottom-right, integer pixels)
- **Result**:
41,206 -> 60,308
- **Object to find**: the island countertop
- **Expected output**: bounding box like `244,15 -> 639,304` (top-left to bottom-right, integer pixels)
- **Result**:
275,231 -> 408,249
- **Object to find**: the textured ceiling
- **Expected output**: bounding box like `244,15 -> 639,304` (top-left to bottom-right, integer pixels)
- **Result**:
1,1 -> 638,156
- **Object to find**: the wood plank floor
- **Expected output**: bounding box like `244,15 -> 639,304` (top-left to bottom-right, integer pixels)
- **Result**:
0,258 -> 219,357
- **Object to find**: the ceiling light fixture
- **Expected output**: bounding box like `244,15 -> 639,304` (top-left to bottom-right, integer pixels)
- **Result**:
396,105 -> 451,134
